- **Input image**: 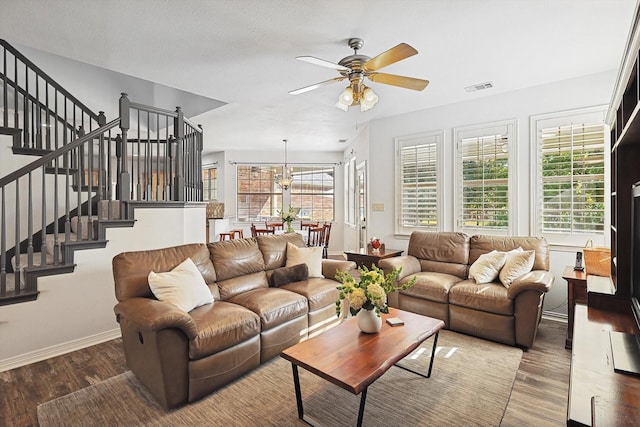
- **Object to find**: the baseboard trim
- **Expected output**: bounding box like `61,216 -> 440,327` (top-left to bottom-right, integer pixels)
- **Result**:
0,328 -> 121,372
542,310 -> 568,323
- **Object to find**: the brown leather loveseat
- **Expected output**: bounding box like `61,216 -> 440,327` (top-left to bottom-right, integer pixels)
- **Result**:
112,233 -> 355,408
379,231 -> 553,349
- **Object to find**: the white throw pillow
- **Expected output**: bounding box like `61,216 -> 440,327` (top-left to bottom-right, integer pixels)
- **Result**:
148,258 -> 214,312
285,242 -> 324,278
468,250 -> 508,284
499,250 -> 535,288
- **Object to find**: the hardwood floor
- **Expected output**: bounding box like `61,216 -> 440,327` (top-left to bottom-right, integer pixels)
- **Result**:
0,318 -> 570,427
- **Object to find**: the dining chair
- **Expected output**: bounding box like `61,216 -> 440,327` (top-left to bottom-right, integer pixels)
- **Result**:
321,222 -> 332,258
307,226 -> 325,248
251,223 -> 275,237
265,221 -> 284,231
300,221 -> 319,230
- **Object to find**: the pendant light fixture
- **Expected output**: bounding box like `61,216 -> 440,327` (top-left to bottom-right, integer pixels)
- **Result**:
275,139 -> 292,190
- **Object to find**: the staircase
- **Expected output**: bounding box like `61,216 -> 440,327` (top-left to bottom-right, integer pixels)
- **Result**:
0,39 -> 204,306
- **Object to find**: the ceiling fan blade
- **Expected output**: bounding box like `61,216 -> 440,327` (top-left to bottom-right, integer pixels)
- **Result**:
364,43 -> 418,71
296,56 -> 350,72
368,73 -> 429,91
289,77 -> 346,95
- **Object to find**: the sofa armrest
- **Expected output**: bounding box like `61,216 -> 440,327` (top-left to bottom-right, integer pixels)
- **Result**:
114,297 -> 198,339
507,270 -> 554,299
378,255 -> 421,281
322,259 -> 357,280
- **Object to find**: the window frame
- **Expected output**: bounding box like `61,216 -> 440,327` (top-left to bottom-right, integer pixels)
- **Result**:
530,106 -> 609,247
394,130 -> 443,235
289,165 -> 335,222
453,119 -> 517,236
235,164 -> 284,223
202,166 -> 218,201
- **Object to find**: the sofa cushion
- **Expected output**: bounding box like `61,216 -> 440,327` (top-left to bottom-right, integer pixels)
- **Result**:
499,250 -> 535,288
280,278 -> 340,312
399,272 -> 461,303
449,280 -> 513,316
408,231 -> 470,265
286,242 -> 324,278
468,251 -> 508,284
217,271 -> 269,301
113,243 -> 218,302
469,235 -> 549,271
148,257 -> 214,312
208,238 -> 265,282
188,301 -> 261,360
270,264 -> 309,287
257,233 -> 306,270
227,288 -> 308,330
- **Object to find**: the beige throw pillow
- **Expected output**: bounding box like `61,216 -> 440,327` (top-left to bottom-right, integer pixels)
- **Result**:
286,242 -> 324,278
468,250 -> 508,284
148,257 -> 214,312
499,249 -> 535,288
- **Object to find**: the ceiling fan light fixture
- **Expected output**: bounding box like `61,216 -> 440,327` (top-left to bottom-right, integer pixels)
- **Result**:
360,86 -> 378,112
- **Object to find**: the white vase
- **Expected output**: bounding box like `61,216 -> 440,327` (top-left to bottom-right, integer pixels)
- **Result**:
357,308 -> 382,333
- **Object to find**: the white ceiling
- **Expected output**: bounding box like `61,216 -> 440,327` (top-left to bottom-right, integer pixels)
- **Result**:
0,0 -> 637,154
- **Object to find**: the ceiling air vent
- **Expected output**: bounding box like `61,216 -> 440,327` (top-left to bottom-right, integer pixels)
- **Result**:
464,81 -> 494,92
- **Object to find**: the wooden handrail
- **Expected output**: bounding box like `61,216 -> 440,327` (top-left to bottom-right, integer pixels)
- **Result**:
0,118 -> 120,188
0,39 -> 99,122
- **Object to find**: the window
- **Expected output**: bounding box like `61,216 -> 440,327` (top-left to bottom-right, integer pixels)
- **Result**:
290,166 -> 335,221
395,131 -> 442,234
236,165 -> 283,222
202,166 -> 217,201
532,107 -> 607,245
455,120 -> 516,234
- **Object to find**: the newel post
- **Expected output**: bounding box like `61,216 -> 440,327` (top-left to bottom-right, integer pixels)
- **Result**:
173,106 -> 185,201
117,93 -> 131,216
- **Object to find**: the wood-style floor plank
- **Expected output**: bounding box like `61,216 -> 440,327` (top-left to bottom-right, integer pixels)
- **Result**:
0,319 -> 570,427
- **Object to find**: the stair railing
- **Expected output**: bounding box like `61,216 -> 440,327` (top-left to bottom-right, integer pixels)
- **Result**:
0,39 -> 100,152
117,93 -> 202,205
1,95 -> 203,304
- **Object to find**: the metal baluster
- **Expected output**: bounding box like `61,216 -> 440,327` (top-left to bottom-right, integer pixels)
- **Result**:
136,109 -> 141,200
174,106 -> 184,201
76,126 -> 84,243
87,126 -> 94,240
35,75 -> 41,150
164,117 -> 169,200
54,88 -> 59,150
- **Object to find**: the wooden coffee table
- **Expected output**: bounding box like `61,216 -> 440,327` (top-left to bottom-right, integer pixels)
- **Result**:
280,308 -> 445,426
343,247 -> 403,268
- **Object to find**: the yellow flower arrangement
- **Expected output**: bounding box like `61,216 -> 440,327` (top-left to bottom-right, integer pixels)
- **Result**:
335,264 -> 416,317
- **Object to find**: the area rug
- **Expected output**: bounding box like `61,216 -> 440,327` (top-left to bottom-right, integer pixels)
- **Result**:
37,330 -> 522,426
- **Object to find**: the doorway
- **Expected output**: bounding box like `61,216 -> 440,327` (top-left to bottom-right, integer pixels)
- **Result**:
356,161 -> 367,250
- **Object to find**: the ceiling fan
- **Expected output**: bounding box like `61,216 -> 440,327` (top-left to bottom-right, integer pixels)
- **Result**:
289,38 -> 429,111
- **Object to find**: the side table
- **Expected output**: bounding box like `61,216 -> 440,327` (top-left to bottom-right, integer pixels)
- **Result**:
343,248 -> 403,268
562,265 -> 587,349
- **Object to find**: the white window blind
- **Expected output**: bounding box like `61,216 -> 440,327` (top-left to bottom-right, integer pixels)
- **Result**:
539,123 -> 605,235
459,135 -> 510,231
396,132 -> 441,234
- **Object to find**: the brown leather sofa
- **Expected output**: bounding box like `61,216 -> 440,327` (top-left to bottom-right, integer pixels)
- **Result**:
379,231 -> 553,349
112,233 -> 355,408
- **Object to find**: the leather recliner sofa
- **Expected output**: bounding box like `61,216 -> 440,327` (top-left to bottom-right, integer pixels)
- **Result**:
112,233 -> 355,408
379,231 -> 554,349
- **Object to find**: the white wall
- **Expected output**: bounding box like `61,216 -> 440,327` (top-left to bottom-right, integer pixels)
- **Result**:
0,205 -> 206,371
344,70 -> 618,317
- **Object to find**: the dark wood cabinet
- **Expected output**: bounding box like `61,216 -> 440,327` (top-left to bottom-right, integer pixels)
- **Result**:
566,7 -> 640,425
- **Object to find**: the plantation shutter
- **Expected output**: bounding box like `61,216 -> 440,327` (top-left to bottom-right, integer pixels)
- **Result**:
458,135 -> 509,231
539,123 -> 605,234
397,134 -> 439,233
